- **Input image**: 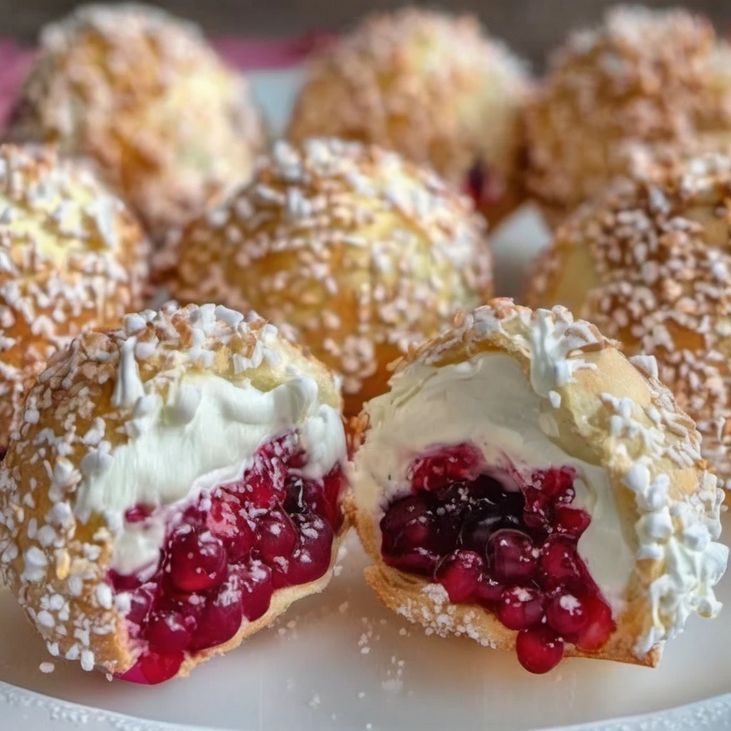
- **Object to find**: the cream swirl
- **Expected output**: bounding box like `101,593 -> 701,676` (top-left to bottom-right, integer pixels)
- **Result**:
76,367 -> 346,578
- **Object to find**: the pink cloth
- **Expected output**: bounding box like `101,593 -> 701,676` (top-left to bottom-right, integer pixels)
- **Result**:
214,32 -> 334,70
0,42 -> 34,127
0,34 -> 322,129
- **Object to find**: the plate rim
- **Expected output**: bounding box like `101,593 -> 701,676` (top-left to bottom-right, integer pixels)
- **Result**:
0,679 -> 729,731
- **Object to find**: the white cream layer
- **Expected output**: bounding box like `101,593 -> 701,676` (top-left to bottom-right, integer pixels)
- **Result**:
354,352 -> 636,614
74,372 -> 346,577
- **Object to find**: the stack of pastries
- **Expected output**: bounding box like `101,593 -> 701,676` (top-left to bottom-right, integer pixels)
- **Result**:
0,1 -> 726,687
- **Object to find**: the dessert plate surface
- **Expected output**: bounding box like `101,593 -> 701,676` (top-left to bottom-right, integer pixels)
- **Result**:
0,67 -> 728,731
0,533 -> 729,731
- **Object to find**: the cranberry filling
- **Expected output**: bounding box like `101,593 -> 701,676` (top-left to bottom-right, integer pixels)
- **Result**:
110,431 -> 346,684
380,443 -> 615,674
464,159 -> 502,208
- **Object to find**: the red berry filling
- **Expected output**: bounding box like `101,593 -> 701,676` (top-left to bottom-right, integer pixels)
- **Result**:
464,159 -> 502,207
379,443 -> 615,674
111,431 -> 346,685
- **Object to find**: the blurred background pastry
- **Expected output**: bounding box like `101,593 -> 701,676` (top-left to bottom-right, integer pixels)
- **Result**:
7,3 -> 266,240
0,143 -> 148,453
289,8 -> 530,224
171,138 -> 493,416
522,6 -> 726,225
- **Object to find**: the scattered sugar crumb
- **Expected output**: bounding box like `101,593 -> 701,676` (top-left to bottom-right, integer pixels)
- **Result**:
39,662 -> 55,674
357,691 -> 366,699
277,618 -> 299,640
381,654 -> 406,693
360,647 -> 371,655
381,678 -> 402,692
338,601 -> 349,614
308,693 -> 321,709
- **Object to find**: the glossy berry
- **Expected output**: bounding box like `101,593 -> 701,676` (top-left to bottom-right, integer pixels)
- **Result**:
257,510 -> 298,565
408,443 -> 483,491
497,586 -> 544,630
146,610 -> 194,653
545,591 -> 589,638
574,594 -> 616,651
553,506 -> 591,538
206,495 -> 256,561
310,466 -> 346,532
384,547 -> 440,576
435,549 -> 484,603
189,572 -> 244,652
516,626 -> 565,674
538,537 -> 584,590
121,650 -> 184,685
378,445 -> 614,675
237,561 -> 274,622
110,432 -> 345,685
473,574 -> 504,608
459,514 -> 503,552
535,467 -> 575,499
125,586 -> 153,627
273,514 -> 333,587
488,529 -> 537,584
169,529 -> 227,592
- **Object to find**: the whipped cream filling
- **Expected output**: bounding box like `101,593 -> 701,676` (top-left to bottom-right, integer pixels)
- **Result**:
75,371 -> 346,577
354,352 -> 637,615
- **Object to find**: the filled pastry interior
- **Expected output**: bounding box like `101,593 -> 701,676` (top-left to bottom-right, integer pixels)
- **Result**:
355,339 -> 726,673
98,373 -> 347,684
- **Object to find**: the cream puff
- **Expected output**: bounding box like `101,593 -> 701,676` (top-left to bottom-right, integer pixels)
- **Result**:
8,3 -> 266,238
526,152 -> 731,485
523,6 -> 716,224
0,303 -> 349,683
353,300 -> 727,673
171,138 -> 493,416
0,143 -> 148,453
288,8 -> 530,223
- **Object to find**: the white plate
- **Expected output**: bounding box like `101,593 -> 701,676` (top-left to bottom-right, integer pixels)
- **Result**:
0,67 -> 728,731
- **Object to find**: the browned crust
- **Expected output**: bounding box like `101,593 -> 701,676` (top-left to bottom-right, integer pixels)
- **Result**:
525,153 -> 731,481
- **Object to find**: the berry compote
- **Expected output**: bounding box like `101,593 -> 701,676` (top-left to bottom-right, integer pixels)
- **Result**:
110,431 -> 346,684
379,443 -> 615,673
465,159 -> 501,209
